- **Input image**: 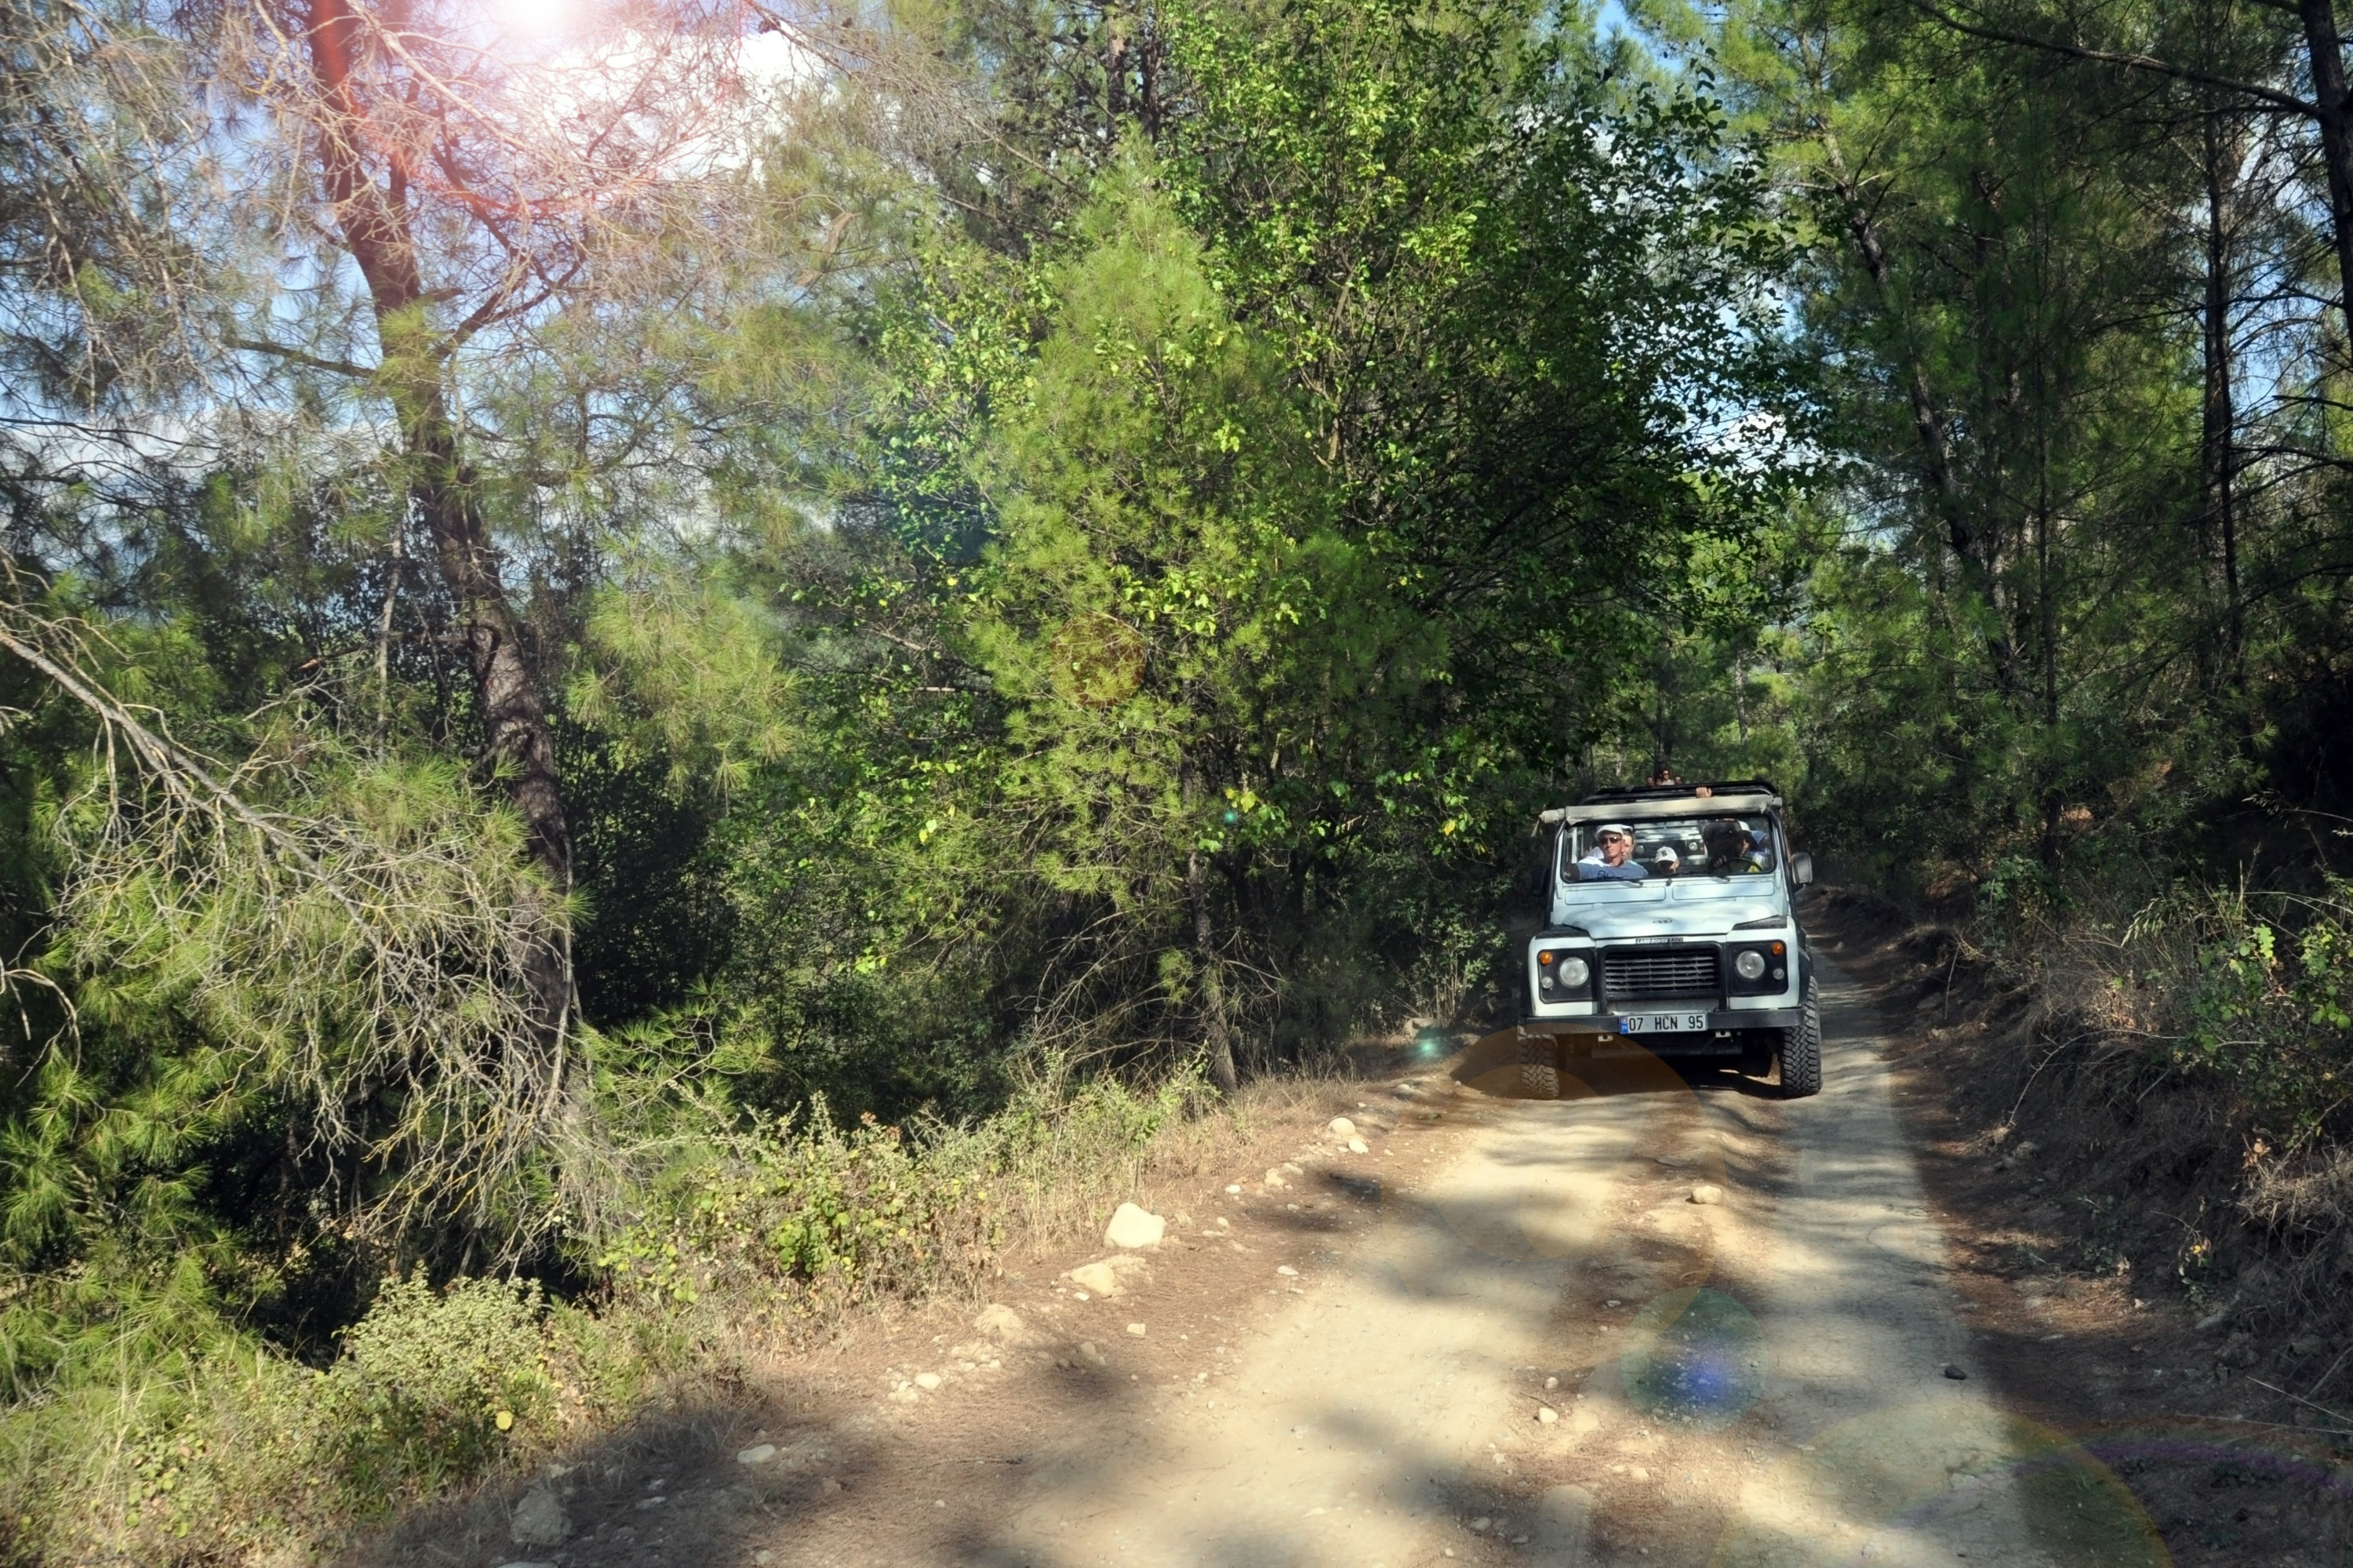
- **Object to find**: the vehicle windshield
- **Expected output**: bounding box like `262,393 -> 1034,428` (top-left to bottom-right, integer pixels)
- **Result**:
1559,814 -> 1779,884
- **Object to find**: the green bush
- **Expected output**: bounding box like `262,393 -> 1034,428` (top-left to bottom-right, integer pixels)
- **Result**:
0,1056 -> 1227,1565
599,1062 -> 1213,1331
598,1098 -> 1001,1322
2160,879 -> 2353,1147
0,1270 -> 571,1566
334,1272 -> 555,1495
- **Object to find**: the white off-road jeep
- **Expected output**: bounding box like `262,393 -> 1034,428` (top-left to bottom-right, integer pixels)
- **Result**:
1516,780 -> 1822,1099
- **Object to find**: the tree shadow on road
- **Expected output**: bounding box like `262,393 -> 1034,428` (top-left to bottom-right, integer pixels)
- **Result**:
1447,1027 -> 1784,1101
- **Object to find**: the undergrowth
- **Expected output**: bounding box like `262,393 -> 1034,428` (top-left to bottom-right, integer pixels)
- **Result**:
0,1056 -> 1282,1566
1847,862 -> 2353,1344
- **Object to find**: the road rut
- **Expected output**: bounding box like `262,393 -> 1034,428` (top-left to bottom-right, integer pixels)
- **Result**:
932,956 -> 2065,1567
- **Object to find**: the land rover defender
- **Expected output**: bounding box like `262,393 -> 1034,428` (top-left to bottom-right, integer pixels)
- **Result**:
1516,780 -> 1822,1100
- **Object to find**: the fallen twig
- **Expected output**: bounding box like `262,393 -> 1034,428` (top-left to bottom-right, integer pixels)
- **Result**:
2246,1377 -> 2353,1436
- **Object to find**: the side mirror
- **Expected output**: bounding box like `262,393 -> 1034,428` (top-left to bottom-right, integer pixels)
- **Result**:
1791,852 -> 1814,890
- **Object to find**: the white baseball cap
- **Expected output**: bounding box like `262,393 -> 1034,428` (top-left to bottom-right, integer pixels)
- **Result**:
1596,823 -> 1634,839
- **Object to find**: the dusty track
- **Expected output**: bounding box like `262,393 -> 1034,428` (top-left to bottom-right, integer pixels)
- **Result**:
461,955 -> 2173,1568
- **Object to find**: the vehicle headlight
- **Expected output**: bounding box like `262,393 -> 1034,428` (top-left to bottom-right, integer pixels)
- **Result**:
1561,956 -> 1590,988
1733,949 -> 1768,981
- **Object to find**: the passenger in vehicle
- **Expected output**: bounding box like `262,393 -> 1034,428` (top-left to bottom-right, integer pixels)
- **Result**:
1704,824 -> 1760,871
1575,824 -> 1649,881
1703,822 -> 1769,875
1649,845 -> 1682,875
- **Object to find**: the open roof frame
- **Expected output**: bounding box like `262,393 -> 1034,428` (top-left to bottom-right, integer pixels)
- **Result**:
1537,780 -> 1783,826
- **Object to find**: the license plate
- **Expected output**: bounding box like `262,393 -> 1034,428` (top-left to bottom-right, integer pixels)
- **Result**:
1619,1011 -> 1709,1035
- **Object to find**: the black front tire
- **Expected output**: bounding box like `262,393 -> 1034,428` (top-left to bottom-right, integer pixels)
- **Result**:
1779,974 -> 1823,1099
1518,1031 -> 1561,1100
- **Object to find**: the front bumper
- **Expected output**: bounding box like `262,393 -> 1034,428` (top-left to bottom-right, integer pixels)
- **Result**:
1517,1009 -> 1801,1047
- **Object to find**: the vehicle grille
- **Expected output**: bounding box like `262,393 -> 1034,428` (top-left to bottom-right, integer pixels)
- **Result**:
1602,947 -> 1719,999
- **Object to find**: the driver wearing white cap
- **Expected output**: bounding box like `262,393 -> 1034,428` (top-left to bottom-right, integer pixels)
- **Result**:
1575,824 -> 1649,882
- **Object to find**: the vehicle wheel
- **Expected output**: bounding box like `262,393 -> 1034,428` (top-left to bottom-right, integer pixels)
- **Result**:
1518,1031 -> 1561,1100
1779,974 -> 1823,1099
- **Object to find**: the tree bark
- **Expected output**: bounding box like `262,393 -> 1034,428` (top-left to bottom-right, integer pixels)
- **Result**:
2300,0 -> 2353,356
2200,107 -> 2246,687
1178,753 -> 1238,1093
1188,843 -> 1239,1093
307,0 -> 574,1039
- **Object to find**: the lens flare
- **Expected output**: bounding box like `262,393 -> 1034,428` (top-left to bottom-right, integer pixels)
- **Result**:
1708,1405 -> 2169,1567
1620,1287 -> 1765,1429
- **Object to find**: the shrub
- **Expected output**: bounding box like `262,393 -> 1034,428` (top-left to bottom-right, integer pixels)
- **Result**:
334,1272 -> 556,1496
2129,878 -> 2353,1148
0,1269 -> 564,1566
598,1060 -> 1216,1335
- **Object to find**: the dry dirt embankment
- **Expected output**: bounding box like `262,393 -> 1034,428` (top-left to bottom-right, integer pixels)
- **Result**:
373,940 -> 2309,1568
1813,894 -> 2353,1568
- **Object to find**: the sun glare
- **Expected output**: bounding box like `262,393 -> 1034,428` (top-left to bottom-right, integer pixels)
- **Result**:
495,0 -> 577,38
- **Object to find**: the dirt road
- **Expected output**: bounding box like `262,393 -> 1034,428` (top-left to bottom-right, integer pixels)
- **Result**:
499,955 -> 2169,1568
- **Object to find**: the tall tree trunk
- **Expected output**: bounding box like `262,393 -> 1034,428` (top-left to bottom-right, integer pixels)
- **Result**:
1188,845 -> 1239,1093
1820,134 -> 2020,697
2200,107 -> 2247,688
307,0 -> 574,1042
1137,11 -> 1163,141
1179,754 -> 1238,1093
2301,0 -> 2353,355
2035,460 -> 2062,867
1105,14 -> 1126,133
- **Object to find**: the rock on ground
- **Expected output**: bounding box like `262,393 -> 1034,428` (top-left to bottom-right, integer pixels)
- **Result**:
976,1303 -> 1033,1345
1067,1252 -> 1156,1297
1104,1202 -> 1166,1250
508,1484 -> 568,1548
